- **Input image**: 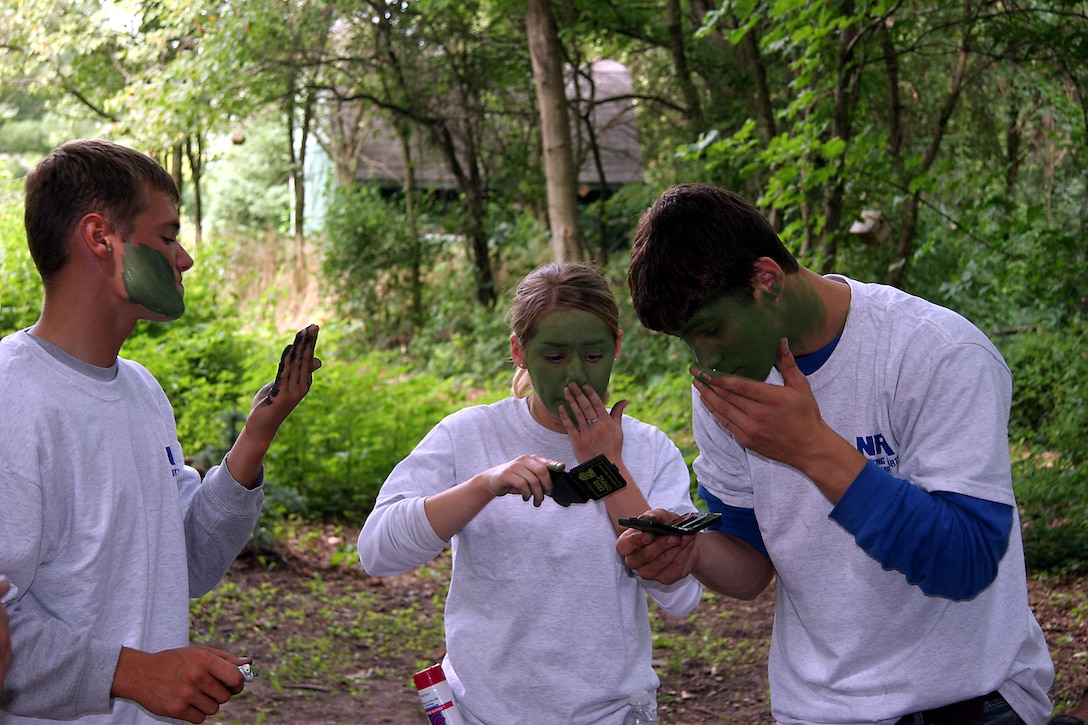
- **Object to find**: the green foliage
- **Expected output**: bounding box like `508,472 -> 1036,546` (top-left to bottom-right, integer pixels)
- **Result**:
0,117 -> 56,158
0,180 -> 41,335
205,125 -> 292,234
1015,465 -> 1088,577
1001,322 -> 1088,466
321,183 -> 442,344
123,312 -> 498,525
1000,320 -> 1088,575
123,317 -> 254,459
254,338 -> 495,521
578,183 -> 659,261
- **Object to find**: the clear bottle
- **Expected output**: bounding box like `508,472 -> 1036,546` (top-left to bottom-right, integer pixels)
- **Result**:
623,690 -> 660,725
413,663 -> 466,725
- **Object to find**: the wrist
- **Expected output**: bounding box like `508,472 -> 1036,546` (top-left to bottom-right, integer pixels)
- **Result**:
224,428 -> 272,489
468,472 -> 505,501
110,646 -> 144,700
797,430 -> 866,504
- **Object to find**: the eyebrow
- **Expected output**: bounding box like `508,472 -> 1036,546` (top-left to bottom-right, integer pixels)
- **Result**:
675,313 -> 714,336
535,336 -> 612,347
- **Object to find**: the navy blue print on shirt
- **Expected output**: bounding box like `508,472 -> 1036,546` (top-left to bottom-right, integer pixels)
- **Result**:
166,446 -> 181,478
856,434 -> 898,472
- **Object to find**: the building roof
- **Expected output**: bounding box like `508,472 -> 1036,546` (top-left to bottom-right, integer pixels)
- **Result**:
355,59 -> 643,192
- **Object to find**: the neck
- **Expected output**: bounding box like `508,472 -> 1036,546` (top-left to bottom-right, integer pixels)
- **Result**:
786,269 -> 851,356
31,289 -> 135,368
526,396 -> 566,434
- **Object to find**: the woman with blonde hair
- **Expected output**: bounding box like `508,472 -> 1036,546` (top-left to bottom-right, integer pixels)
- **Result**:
358,262 -> 702,725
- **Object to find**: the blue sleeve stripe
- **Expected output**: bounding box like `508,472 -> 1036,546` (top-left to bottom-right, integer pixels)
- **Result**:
829,461 -> 1013,600
697,484 -> 769,558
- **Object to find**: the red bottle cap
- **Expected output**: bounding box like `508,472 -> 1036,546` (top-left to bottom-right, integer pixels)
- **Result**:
413,663 -> 446,689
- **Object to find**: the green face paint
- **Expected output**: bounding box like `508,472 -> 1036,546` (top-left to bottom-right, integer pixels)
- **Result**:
677,281 -> 827,381
677,293 -> 780,381
523,309 -> 616,419
122,241 -> 185,318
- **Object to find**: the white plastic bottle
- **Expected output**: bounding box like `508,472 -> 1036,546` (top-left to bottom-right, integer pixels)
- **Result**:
623,690 -> 660,725
413,664 -> 466,725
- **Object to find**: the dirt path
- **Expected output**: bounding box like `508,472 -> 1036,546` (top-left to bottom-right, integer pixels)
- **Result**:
197,529 -> 1088,724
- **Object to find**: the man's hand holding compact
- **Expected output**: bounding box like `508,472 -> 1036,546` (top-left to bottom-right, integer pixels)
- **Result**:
616,508 -> 699,586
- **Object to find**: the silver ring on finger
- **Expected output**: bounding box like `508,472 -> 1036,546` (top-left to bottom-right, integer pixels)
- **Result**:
586,418 -> 598,425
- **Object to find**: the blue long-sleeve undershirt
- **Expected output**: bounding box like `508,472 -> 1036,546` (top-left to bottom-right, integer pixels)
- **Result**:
696,332 -> 1014,601
699,462 -> 1013,601
699,484 -> 769,557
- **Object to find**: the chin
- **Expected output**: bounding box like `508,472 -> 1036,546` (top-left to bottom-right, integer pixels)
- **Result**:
139,304 -> 185,322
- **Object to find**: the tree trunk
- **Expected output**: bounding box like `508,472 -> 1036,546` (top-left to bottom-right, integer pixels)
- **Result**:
666,0 -> 701,123
185,135 -> 204,250
432,121 -> 497,308
170,144 -> 184,200
396,121 -> 424,330
817,1 -> 862,272
288,92 -> 316,293
526,0 -> 584,262
884,6 -> 976,287
886,194 -> 920,289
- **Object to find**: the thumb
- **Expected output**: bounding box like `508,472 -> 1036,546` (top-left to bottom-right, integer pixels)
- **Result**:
773,338 -> 805,387
610,399 -> 629,422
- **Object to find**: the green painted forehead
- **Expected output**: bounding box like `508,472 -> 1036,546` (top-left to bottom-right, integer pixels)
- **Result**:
675,292 -> 749,335
528,308 -> 614,343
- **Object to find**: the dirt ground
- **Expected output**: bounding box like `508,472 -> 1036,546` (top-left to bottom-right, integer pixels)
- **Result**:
198,527 -> 1088,725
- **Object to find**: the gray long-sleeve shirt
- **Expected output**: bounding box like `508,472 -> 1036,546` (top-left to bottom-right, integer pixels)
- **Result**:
0,331 -> 263,723
359,396 -> 702,725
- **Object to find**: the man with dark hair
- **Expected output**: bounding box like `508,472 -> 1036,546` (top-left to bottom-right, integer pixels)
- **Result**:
0,139 -> 321,723
618,183 -> 1054,724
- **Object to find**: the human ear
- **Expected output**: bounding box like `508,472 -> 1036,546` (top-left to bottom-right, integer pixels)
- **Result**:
79,214 -> 114,259
752,257 -> 784,297
510,333 -> 525,368
613,329 -> 624,362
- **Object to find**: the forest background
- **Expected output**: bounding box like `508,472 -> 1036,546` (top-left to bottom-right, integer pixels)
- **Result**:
1,1 -> 1088,720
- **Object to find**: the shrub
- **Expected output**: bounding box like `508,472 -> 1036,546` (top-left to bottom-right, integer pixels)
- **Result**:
1000,320 -> 1088,575
1015,465 -> 1088,577
1001,323 -> 1088,466
0,177 -> 42,335
255,337 -> 504,521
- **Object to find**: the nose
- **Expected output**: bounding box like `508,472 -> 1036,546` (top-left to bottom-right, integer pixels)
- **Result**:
176,243 -> 194,273
688,340 -> 718,371
564,357 -> 588,386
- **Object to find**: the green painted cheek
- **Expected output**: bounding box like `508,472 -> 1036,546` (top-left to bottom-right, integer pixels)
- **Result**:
584,366 -> 612,400
529,361 -> 614,418
524,309 -> 616,417
122,242 -> 184,318
530,368 -> 574,418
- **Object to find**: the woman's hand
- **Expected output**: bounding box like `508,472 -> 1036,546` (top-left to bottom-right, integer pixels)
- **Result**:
559,382 -> 628,463
477,454 -> 561,507
559,383 -> 651,531
423,454 -> 563,541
